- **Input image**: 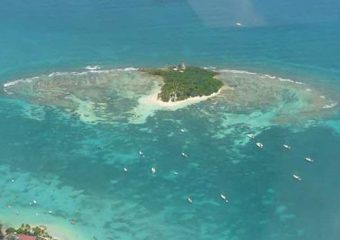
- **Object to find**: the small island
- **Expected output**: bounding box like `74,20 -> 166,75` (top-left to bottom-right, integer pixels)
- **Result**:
0,224 -> 55,240
3,63 -> 334,125
144,64 -> 223,102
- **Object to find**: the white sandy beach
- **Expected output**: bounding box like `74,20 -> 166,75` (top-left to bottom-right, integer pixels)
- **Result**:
129,85 -> 223,123
141,88 -> 222,109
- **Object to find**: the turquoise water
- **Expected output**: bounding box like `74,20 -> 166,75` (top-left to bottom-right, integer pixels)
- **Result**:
1,1 -> 340,239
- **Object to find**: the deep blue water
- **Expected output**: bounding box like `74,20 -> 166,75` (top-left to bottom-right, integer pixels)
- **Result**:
0,1 -> 340,240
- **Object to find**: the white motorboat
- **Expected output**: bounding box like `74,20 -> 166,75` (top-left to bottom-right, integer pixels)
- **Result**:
293,174 -> 302,181
151,167 -> 156,174
283,144 -> 291,150
256,142 -> 264,148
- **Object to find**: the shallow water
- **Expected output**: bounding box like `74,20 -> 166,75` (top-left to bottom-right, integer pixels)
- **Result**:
1,1 -> 340,240
3,68 -> 336,126
1,67 -> 340,240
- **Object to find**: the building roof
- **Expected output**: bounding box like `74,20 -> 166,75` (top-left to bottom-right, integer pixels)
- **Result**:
17,234 -> 37,240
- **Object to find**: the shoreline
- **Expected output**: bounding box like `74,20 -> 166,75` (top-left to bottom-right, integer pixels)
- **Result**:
1,66 -> 309,91
129,84 -> 223,123
139,87 -> 222,109
0,208 -> 88,240
2,65 -> 338,125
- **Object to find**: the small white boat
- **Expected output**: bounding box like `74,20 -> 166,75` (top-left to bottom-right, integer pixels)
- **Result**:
151,167 -> 156,174
123,167 -> 128,172
187,196 -> 193,204
235,22 -> 243,27
138,151 -> 144,157
283,144 -> 291,150
85,65 -> 100,71
305,157 -> 314,163
181,152 -> 188,158
172,171 -> 179,175
247,134 -> 255,139
293,174 -> 302,181
256,142 -> 264,148
180,128 -> 186,133
220,193 -> 229,203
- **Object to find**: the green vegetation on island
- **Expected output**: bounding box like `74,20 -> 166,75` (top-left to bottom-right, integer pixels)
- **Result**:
144,64 -> 223,102
0,223 -> 55,240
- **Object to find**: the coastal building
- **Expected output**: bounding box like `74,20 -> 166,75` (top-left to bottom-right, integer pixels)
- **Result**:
180,62 -> 186,70
171,62 -> 186,72
169,92 -> 178,102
